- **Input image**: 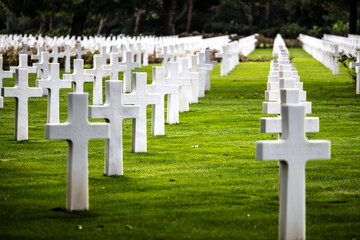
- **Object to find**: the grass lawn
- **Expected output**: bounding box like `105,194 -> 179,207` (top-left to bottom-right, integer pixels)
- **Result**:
0,48 -> 359,239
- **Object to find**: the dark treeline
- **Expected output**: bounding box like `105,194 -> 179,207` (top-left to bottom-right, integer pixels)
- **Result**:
0,0 -> 358,38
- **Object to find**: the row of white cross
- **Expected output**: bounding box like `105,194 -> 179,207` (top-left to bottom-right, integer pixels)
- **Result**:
323,33 -> 360,56
256,34 -> 331,240
0,40 -> 219,211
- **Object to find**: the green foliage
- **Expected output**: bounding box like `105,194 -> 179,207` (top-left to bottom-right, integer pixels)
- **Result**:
48,25 -> 71,36
258,27 -> 280,38
338,51 -> 357,84
332,20 -> 349,36
280,23 -> 307,39
307,25 -> 323,38
0,49 -> 359,239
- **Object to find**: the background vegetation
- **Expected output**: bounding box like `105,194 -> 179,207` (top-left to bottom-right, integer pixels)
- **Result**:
0,0 -> 359,38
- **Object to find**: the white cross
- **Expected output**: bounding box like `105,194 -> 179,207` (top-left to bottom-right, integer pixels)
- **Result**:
89,80 -> 139,175
45,93 -> 110,211
198,52 -> 213,91
190,55 -> 207,98
165,61 -> 182,124
103,53 -> 127,81
156,46 -> 173,74
19,44 -> 32,56
3,68 -> 42,140
147,66 -> 178,135
75,43 -> 87,59
0,56 -> 13,108
177,58 -> 191,112
205,49 -> 218,67
84,55 -> 111,105
49,45 -> 64,63
215,46 -> 230,76
34,51 -> 50,79
63,59 -> 94,93
121,51 -> 140,93
36,63 -> 72,123
98,46 -> 109,64
122,72 -> 162,152
349,51 -> 360,94
31,46 -> 44,62
256,89 -> 330,240
135,43 -> 144,65
10,54 -> 36,74
179,57 -> 199,104
63,45 -> 76,73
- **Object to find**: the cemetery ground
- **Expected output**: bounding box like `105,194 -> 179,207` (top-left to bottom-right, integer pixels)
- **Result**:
0,48 -> 359,239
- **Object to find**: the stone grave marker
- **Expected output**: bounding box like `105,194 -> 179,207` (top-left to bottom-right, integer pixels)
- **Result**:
63,59 -> 94,93
256,89 -> 330,240
156,46 -> 173,74
349,51 -> 360,94
205,49 -> 218,67
103,53 -> 127,81
179,57 -> 199,104
63,45 -> 76,73
120,51 -> 140,93
147,66 -> 178,135
45,93 -> 110,211
0,56 -> 13,108
84,55 -> 111,105
36,63 -> 72,123
165,61 -> 181,124
190,55 -> 207,98
10,54 -> 36,74
89,80 -> 140,175
2,68 -> 42,140
49,45 -> 64,63
198,52 -> 213,91
177,58 -> 191,112
122,72 -> 162,152
75,42 -> 87,59
19,44 -> 32,56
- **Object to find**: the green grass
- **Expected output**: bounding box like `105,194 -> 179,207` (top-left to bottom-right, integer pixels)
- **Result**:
0,48 -> 359,239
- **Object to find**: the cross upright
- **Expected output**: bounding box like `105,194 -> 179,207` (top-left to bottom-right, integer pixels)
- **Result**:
0,56 -> 13,108
147,66 -> 178,136
349,50 -> 360,94
177,58 -> 191,112
84,55 -> 111,105
49,45 -> 64,63
33,51 -> 50,80
63,45 -> 76,73
135,43 -> 144,65
122,72 -> 162,153
103,53 -> 127,81
215,45 -> 231,76
45,93 -> 110,211
89,80 -> 140,175
190,55 -> 207,98
198,52 -> 213,91
19,44 -> 32,56
36,63 -> 72,123
165,61 -> 182,124
2,68 -> 43,140
63,59 -> 94,93
179,57 -> 199,104
121,51 -> 141,93
75,42 -> 87,59
256,89 -> 330,240
205,49 -> 218,67
98,46 -> 109,65
31,45 -> 44,62
156,46 -> 173,74
10,54 -> 37,74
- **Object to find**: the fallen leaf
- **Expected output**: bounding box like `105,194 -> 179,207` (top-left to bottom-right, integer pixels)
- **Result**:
223,154 -> 228,156
169,178 -> 176,182
126,225 -> 132,229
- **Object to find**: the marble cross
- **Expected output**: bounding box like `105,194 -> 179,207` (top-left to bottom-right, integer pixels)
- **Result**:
0,56 -> 13,108
10,54 -> 36,74
198,52 -> 214,91
349,51 -> 360,94
122,72 -> 162,152
75,43 -> 87,59
49,45 -> 64,63
63,59 -> 94,93
19,44 -> 32,56
31,46 -> 44,62
33,51 -> 50,80
89,80 -> 139,175
177,58 -> 191,112
190,55 -> 207,98
2,68 -> 42,140
179,57 -> 199,104
84,55 -> 111,105
256,89 -> 330,240
165,62 -> 182,124
45,93 -> 110,211
156,46 -> 173,74
36,63 -> 72,123
98,46 -> 109,65
147,66 -> 178,135
120,51 -> 140,93
63,45 -> 76,73
103,53 -> 127,81
205,49 -> 218,67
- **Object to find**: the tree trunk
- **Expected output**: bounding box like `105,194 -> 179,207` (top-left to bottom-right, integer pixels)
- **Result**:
186,0 -> 193,33
70,0 -> 91,36
164,0 -> 176,35
245,4 -> 254,34
97,17 -> 107,35
349,0 -> 357,34
265,0 -> 270,28
49,14 -> 53,32
134,10 -> 143,34
39,14 -> 46,35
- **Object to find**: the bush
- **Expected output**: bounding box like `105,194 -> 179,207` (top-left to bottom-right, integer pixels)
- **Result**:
307,26 -> 323,38
338,51 -> 357,84
259,27 -> 279,38
256,34 -> 274,48
332,20 -> 349,36
280,23 -> 306,39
